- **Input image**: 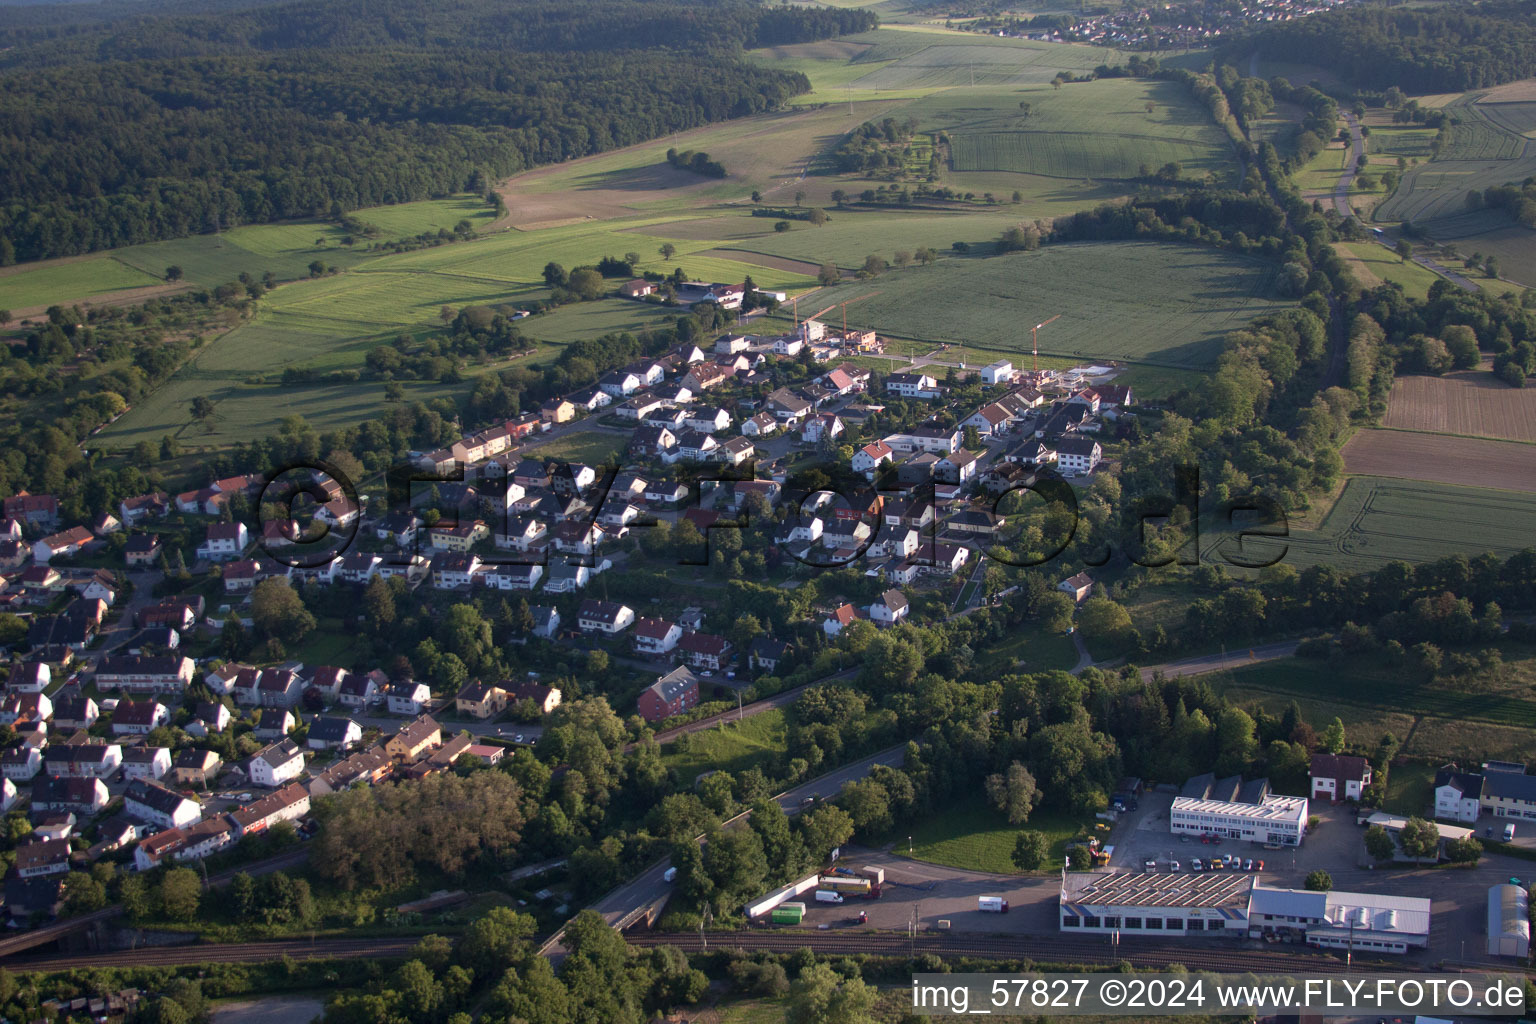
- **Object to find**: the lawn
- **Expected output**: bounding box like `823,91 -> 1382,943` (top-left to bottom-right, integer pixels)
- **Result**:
788,241 -> 1288,370
1275,476 -> 1536,572
976,624 -> 1078,675
905,793 -> 1088,874
1336,242 -> 1443,300
660,708 -> 787,785
526,431 -> 627,466
0,255 -> 165,312
1382,762 -> 1436,818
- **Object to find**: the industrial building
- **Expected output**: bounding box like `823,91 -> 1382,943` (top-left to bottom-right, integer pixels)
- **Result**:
1248,883 -> 1431,954
1059,871 -> 1251,937
1170,774 -> 1308,846
1487,884 -> 1531,959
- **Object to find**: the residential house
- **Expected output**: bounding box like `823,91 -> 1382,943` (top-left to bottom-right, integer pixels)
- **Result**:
801,413 -> 844,445
1055,436 -> 1102,476
1058,572 -> 1094,602
124,779 -> 201,830
715,436 -> 754,467
1434,766 -> 1484,823
935,450 -> 980,486
823,604 -> 862,636
173,749 -> 223,787
0,746 -> 41,782
432,553 -> 481,589
336,673 -> 379,710
111,699 -> 169,736
387,681 -> 432,716
249,739 -> 306,788
307,716 -> 363,752
530,606 -> 560,639
386,715 -> 442,763
543,560 -> 591,593
1310,754 -> 1373,803
870,589 -> 910,626
0,691 -> 48,727
632,617 -> 683,656
32,776 -> 110,815
7,662 -> 49,693
33,526 -> 94,564
52,694 -> 99,732
764,387 -> 812,423
454,682 -> 507,720
119,492 -> 170,525
254,708 -> 296,740
122,747 -> 171,783
681,362 -> 732,393
14,839 -> 72,879
980,359 -> 1015,386
948,509 -> 1005,536
852,441 -> 894,477
885,372 -> 942,399
577,599 -> 635,635
196,523 -> 249,562
741,411 -> 779,437
428,521 -> 489,552
253,668 -> 304,708
482,563 -> 543,591
307,745 -> 392,796
678,632 -> 731,672
747,637 -> 791,674
1479,766 -> 1536,821
187,701 -> 232,737
507,680 -> 562,715
638,666 -> 700,724
599,369 -> 643,398
229,783 -> 311,837
333,551 -> 383,585
618,394 -> 665,421
4,493 -> 59,529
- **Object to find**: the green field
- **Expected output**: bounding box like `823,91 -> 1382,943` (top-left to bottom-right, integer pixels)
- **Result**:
1376,94 -> 1536,226
693,209 -> 1055,269
788,241 -> 1286,369
0,194 -> 501,314
0,255 -> 164,312
93,215 -> 817,446
1261,476 -> 1536,573
660,710 -> 787,785
905,793 -> 1088,874
932,78 -> 1236,182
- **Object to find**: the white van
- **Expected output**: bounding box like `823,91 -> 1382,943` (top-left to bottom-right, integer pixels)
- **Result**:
815,890 -> 844,904
662,867 -> 677,883
1503,823 -> 1517,842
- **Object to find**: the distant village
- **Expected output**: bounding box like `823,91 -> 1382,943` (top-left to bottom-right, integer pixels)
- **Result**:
0,285 -> 1137,925
970,0 -> 1359,51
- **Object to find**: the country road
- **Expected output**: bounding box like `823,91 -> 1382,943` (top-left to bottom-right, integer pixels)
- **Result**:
1137,640 -> 1301,682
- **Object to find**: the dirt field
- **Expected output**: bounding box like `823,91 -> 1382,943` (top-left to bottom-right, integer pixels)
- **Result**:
1382,366 -> 1536,441
1342,427 -> 1536,492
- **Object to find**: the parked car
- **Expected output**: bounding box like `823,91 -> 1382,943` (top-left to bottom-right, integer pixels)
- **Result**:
1168,860 -> 1180,871
1256,859 -> 1265,871
1190,858 -> 1203,871
1144,859 -> 1157,870
1244,858 -> 1254,871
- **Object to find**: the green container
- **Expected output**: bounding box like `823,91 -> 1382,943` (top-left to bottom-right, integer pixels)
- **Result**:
771,907 -> 804,924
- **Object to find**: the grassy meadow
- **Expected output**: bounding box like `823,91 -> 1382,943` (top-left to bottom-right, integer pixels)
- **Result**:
903,793 -> 1089,874
660,710 -> 788,786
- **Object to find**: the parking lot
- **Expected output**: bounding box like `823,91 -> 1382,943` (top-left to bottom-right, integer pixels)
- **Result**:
777,796 -> 1532,965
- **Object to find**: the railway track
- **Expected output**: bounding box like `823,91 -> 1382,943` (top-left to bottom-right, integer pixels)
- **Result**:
627,929 -> 1360,975
6,937 -> 420,973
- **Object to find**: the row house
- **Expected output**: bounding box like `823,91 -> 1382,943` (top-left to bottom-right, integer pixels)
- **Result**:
433,553 -> 481,589
481,563 -> 542,591
1,747 -> 42,782
122,746 -> 172,782
386,715 -> 442,763
124,779 -> 201,830
230,782 -> 311,837
307,745 -> 392,796
44,742 -> 123,779
96,655 -> 195,695
33,776 -> 110,815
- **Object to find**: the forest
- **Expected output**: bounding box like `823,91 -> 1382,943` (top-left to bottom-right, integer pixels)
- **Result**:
1236,2 -> 1536,92
0,0 -> 877,262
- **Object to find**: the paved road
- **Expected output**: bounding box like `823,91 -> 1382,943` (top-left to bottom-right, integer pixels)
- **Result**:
1332,111 -> 1365,218
1137,640 -> 1301,682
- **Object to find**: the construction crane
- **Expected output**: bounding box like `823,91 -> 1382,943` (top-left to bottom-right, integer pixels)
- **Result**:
1031,314 -> 1061,372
